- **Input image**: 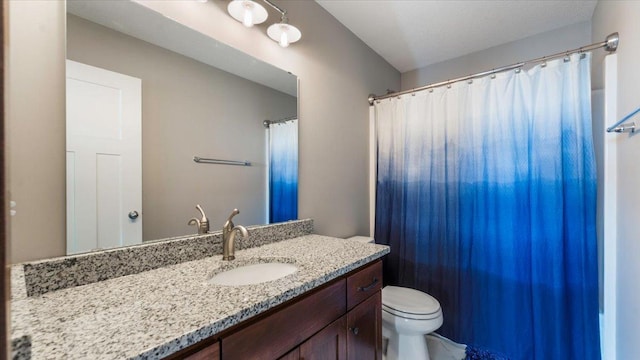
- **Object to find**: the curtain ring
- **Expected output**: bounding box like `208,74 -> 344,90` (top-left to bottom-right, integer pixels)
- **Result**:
563,52 -> 570,62
467,79 -> 473,84
428,88 -> 434,93
515,68 -> 521,74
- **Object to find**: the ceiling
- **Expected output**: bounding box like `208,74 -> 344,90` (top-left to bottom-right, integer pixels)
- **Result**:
316,0 -> 598,73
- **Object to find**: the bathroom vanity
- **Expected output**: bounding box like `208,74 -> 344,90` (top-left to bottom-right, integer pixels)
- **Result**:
10,220 -> 389,359
176,260 -> 382,360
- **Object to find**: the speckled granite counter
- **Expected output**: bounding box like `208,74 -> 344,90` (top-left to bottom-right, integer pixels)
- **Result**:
11,235 -> 389,359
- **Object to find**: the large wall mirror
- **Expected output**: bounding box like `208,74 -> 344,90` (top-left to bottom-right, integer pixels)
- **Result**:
13,1 -> 299,258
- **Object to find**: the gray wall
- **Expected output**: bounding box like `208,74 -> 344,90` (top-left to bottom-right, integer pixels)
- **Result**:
401,21 -> 592,90
8,0 -> 400,262
67,15 -> 296,241
592,1 -> 640,358
8,1 -> 66,263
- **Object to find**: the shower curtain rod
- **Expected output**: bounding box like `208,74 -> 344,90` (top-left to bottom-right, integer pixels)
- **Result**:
263,116 -> 297,127
368,32 -> 619,105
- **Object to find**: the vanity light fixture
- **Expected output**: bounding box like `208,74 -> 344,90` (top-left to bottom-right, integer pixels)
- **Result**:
225,0 -> 302,47
267,14 -> 301,48
227,0 -> 268,28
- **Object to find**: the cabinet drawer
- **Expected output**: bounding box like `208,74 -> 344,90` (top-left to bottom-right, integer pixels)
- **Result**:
222,279 -> 346,359
346,260 -> 382,309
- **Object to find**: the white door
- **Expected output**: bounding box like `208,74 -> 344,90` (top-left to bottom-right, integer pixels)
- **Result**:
66,60 -> 142,254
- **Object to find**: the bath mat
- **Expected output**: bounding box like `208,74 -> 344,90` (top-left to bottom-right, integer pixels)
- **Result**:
465,345 -> 510,360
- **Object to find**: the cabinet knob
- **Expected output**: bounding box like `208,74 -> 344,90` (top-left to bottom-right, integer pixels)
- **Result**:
350,327 -> 359,335
128,210 -> 139,220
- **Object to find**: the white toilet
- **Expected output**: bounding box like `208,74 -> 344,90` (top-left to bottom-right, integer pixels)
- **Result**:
382,286 -> 443,360
346,236 -> 444,360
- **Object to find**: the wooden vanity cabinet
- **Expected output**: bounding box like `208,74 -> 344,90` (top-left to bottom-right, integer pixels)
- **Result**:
278,348 -> 301,360
183,342 -> 220,360
174,260 -> 383,360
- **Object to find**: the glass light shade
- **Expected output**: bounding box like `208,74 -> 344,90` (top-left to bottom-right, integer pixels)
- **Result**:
227,0 -> 268,28
267,22 -> 302,47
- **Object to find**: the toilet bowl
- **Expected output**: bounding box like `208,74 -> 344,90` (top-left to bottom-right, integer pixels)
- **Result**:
382,286 -> 443,360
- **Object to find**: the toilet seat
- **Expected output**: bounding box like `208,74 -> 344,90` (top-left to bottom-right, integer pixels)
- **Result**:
382,286 -> 442,320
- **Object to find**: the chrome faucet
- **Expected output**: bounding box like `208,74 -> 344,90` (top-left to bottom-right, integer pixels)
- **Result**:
188,204 -> 210,235
222,208 -> 248,261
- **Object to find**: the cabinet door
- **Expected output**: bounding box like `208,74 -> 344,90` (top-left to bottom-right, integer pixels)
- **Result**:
279,347 -> 300,360
347,292 -> 382,360
300,316 -> 347,360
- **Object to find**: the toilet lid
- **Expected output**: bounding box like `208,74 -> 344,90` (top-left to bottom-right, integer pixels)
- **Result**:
382,286 -> 441,317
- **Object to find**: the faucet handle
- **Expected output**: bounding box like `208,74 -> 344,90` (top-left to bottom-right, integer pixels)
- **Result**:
196,204 -> 208,222
224,208 -> 240,230
226,208 -> 240,223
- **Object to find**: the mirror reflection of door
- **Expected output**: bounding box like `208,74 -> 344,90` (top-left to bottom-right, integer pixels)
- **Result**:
66,60 -> 142,254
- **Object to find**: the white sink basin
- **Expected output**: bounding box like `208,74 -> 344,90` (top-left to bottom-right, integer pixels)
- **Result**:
209,262 -> 298,286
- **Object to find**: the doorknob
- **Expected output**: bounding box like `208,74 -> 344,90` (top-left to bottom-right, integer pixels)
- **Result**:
128,211 -> 139,220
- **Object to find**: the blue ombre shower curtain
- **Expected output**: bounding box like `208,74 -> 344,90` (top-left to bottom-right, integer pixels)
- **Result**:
375,53 -> 599,359
269,119 -> 298,223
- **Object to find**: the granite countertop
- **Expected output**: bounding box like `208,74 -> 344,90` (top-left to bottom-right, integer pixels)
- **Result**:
11,235 -> 389,359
